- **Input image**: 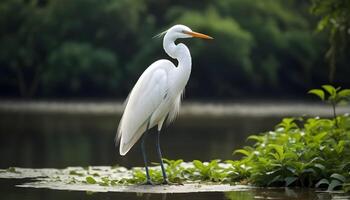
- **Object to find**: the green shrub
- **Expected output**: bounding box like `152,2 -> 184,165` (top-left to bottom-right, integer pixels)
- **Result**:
233,115 -> 350,190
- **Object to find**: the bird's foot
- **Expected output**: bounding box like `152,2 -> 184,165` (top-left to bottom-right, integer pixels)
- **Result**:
142,179 -> 154,185
161,179 -> 169,185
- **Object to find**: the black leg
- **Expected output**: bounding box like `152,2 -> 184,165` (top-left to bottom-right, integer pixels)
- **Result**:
141,133 -> 152,185
157,130 -> 168,184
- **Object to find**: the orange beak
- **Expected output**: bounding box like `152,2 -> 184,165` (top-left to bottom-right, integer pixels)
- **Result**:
184,30 -> 213,40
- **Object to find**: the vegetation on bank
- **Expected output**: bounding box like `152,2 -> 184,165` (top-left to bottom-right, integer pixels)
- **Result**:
118,114 -> 349,191
109,85 -> 350,191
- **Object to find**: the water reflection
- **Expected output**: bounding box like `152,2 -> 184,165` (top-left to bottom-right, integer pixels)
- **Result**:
225,188 -> 349,200
0,112 -> 280,168
0,171 -> 348,200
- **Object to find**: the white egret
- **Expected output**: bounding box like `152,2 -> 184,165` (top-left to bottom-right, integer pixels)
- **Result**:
116,24 -> 213,184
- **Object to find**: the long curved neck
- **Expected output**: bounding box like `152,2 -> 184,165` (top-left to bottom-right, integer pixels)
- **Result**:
163,35 -> 192,91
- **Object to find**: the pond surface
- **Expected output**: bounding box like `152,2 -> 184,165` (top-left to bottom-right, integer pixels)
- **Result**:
1,178 -> 347,200
0,102 -> 349,200
0,110 -> 281,169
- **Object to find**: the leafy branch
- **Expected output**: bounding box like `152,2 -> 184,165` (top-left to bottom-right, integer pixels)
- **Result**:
308,85 -> 350,126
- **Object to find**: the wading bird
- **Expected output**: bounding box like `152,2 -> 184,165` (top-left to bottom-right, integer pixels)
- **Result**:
116,24 -> 213,184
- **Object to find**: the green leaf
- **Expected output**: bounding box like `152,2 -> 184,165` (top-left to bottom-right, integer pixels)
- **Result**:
86,176 -> 97,184
313,132 -> 328,142
315,178 -> 329,188
313,163 -> 325,171
268,144 -> 284,161
327,179 -> 342,191
330,173 -> 346,183
193,160 -> 204,170
233,149 -> 251,157
99,182 -> 109,186
69,170 -> 84,176
285,177 -> 298,187
267,175 -> 281,186
322,85 -> 336,96
316,16 -> 329,31
302,168 -> 316,175
247,135 -> 263,142
335,140 -> 345,154
308,89 -> 325,100
269,152 -> 280,160
7,167 -> 17,173
175,159 -> 184,164
338,89 -> 350,98
208,160 -> 219,168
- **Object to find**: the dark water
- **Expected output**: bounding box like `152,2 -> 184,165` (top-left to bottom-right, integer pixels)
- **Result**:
0,112 -> 280,168
0,179 -> 347,200
0,111 -> 347,200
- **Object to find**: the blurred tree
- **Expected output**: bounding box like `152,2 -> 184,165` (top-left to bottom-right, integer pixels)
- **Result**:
42,0 -> 151,96
0,0 -> 51,97
0,0 -> 151,97
43,42 -> 119,96
310,0 -> 350,83
0,0 -> 348,99
214,0 -> 324,93
173,8 -> 254,97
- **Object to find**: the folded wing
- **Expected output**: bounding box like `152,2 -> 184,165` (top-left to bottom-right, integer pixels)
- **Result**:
117,60 -> 175,155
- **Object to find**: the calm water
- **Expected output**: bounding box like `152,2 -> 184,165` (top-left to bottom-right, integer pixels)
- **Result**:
0,111 -> 281,168
0,110 -> 348,199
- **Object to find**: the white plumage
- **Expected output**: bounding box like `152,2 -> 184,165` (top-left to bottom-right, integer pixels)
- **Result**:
116,24 -> 213,156
117,60 -> 180,155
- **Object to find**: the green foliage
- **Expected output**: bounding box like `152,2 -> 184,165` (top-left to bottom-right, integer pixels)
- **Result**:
233,115 -> 350,190
1,0 -> 349,98
215,0 -> 318,89
121,114 -> 349,190
85,176 -> 97,184
116,91 -> 350,190
308,85 -> 350,125
310,0 -> 350,82
129,168 -> 164,184
308,85 -> 350,104
6,167 -> 19,174
0,0 -> 150,97
163,159 -> 185,183
189,160 -> 227,182
43,42 -> 120,96
69,170 -> 84,176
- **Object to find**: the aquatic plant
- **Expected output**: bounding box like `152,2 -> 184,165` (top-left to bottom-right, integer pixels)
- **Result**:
231,85 -> 350,190
233,114 -> 350,190
111,86 -> 350,190
308,84 -> 350,125
121,113 -> 349,191
119,112 -> 348,191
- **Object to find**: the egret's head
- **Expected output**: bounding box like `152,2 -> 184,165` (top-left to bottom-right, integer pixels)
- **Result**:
156,24 -> 213,40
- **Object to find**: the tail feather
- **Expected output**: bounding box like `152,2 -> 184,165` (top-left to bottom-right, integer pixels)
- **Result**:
119,122 -> 148,156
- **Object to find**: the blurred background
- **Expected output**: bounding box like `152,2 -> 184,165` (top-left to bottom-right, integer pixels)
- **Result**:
0,0 -> 349,100
1,0 -> 350,170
